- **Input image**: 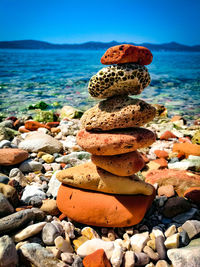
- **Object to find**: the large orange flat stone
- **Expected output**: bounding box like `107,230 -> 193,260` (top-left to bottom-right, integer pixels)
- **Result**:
101,44 -> 153,65
76,128 -> 156,156
56,184 -> 155,227
91,151 -> 145,176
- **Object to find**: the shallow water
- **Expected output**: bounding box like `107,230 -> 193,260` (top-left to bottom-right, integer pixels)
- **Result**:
0,49 -> 200,120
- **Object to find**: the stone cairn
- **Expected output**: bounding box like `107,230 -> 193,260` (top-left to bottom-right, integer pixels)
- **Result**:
56,44 -> 157,227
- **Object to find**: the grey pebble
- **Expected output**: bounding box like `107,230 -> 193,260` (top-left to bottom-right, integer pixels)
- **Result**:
179,230 -> 190,247
28,196 -> 43,207
135,252 -> 150,266
0,176 -> 9,184
19,159 -> 43,172
0,208 -> 45,235
19,242 -> 66,267
0,235 -> 18,266
0,140 -> 11,148
0,193 -> 14,217
42,222 -> 62,245
155,236 -> 167,260
72,256 -> 83,267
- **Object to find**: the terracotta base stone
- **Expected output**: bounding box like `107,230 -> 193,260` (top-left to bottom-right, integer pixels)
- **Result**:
77,128 -> 156,156
56,184 -> 155,227
91,151 -> 145,176
100,44 -> 153,65
145,169 -> 200,197
0,148 -> 29,166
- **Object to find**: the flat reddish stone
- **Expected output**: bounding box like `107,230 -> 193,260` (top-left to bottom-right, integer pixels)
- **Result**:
57,184 -> 155,227
25,121 -> 50,131
83,249 -> 111,267
158,185 -> 175,198
101,44 -> 153,65
173,143 -> 200,158
184,187 -> 200,205
160,131 -> 177,140
76,128 -> 156,156
0,148 -> 29,166
154,150 -> 169,159
91,151 -> 145,176
145,169 -> 200,197
46,122 -> 60,128
152,158 -> 168,168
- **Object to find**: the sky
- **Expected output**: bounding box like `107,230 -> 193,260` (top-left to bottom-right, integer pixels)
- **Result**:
0,0 -> 200,45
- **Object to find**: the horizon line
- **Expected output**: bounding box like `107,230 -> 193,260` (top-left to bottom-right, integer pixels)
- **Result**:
0,39 -> 200,47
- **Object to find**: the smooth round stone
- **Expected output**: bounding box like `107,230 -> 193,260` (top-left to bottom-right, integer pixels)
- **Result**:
77,128 -> 156,156
40,199 -> 60,216
91,150 -> 145,176
0,140 -> 11,148
19,159 -> 43,172
101,44 -> 153,65
88,64 -> 150,99
162,197 -> 191,218
18,132 -> 63,154
21,185 -> 46,204
0,148 -> 29,166
145,169 -> 200,197
80,96 -> 156,131
0,175 -> 9,184
28,196 -> 43,207
56,162 -> 154,195
42,222 -> 62,245
56,184 -> 155,227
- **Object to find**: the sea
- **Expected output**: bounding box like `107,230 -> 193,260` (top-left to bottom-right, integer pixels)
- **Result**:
0,49 -> 200,121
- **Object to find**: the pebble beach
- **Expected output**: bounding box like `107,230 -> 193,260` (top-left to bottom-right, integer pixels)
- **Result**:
0,45 -> 200,267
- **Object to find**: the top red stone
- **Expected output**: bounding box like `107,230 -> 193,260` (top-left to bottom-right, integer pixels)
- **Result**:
101,44 -> 153,65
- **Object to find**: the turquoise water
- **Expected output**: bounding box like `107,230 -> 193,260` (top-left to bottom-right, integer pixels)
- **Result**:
0,49 -> 200,120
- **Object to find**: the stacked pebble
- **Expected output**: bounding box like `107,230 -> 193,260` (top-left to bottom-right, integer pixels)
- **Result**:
56,44 -> 157,227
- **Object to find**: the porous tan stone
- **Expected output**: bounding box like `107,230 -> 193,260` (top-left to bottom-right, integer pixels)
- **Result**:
80,95 -> 156,131
91,150 -> 145,176
88,64 -> 150,99
56,162 -> 154,195
76,128 -> 156,156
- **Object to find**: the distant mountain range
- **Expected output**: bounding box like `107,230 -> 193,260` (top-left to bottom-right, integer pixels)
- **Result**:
0,40 -> 200,51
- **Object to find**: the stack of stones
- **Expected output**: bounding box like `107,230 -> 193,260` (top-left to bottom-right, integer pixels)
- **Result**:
56,44 -> 157,228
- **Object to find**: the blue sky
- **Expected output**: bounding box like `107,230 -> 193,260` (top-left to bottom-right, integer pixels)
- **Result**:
0,0 -> 200,45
